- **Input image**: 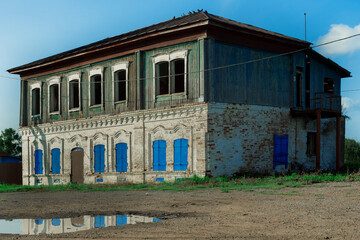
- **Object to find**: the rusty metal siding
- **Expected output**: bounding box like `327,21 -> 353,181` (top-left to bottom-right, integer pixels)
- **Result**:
208,40 -> 292,107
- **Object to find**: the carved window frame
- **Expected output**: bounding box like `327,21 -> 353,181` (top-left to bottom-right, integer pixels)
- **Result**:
88,67 -> 104,108
47,76 -> 61,115
68,72 -> 81,112
111,62 -> 129,106
30,82 -> 42,118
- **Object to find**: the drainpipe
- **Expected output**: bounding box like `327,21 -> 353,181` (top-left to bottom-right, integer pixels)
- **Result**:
316,110 -> 321,170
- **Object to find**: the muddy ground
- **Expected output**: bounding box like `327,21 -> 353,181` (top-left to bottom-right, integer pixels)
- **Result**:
0,182 -> 360,239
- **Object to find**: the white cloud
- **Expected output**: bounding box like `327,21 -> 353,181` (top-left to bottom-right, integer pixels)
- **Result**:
316,24 -> 360,55
342,97 -> 360,110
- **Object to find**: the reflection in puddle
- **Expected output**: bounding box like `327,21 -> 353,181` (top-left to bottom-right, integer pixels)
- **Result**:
0,215 -> 162,235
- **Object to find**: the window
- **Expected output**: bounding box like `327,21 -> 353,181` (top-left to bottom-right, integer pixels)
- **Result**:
174,138 -> 188,171
52,219 -> 61,226
273,134 -> 288,169
49,84 -> 60,113
90,74 -> 102,106
153,140 -> 166,171
94,216 -> 105,228
51,148 -> 61,174
116,215 -> 127,226
307,132 -> 316,157
94,145 -> 105,173
114,70 -> 126,102
324,77 -> 334,94
155,59 -> 185,96
116,143 -> 127,172
152,50 -> 188,99
296,67 -> 303,107
69,79 -> 80,110
32,88 -> 41,116
34,149 -> 43,174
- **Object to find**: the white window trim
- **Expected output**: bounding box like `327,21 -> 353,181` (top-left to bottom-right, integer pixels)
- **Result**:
68,72 -> 81,112
152,50 -> 188,103
30,82 -> 42,118
111,62 -> 129,106
47,77 -> 61,115
88,67 -> 104,108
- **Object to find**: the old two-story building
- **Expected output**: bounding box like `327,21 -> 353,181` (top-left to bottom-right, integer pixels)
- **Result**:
8,11 -> 350,185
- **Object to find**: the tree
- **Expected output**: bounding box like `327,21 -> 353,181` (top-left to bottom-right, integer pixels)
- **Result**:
345,138 -> 360,162
0,128 -> 21,156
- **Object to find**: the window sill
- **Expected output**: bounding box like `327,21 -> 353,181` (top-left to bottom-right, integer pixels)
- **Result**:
31,115 -> 41,120
156,92 -> 185,98
90,104 -> 102,108
49,111 -> 60,115
114,100 -> 126,105
69,108 -> 80,112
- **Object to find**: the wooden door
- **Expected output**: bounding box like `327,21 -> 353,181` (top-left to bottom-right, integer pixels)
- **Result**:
71,148 -> 84,184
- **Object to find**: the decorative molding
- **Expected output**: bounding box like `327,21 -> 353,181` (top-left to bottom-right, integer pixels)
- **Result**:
20,103 -> 207,136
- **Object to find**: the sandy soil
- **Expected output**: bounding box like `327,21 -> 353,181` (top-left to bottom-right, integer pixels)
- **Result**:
0,182 -> 360,239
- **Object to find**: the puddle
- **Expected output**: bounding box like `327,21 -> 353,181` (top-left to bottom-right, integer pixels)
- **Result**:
0,214 -> 162,235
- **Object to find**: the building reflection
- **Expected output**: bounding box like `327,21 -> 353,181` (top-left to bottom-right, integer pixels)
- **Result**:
22,215 -> 160,235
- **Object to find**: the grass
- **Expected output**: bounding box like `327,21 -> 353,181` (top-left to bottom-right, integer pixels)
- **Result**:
0,173 -> 359,194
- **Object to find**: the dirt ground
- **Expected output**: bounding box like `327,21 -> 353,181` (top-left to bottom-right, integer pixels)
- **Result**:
0,182 -> 360,239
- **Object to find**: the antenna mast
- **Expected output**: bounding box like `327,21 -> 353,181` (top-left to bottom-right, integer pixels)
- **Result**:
304,13 -> 307,41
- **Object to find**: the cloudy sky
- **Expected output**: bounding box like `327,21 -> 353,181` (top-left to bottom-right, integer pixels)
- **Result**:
1,0 -> 360,139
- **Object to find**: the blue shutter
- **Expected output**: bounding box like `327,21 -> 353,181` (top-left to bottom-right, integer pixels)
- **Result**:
51,148 -> 61,174
116,215 -> 127,226
94,145 -> 105,173
116,143 -> 128,172
94,216 -> 105,228
174,139 -> 188,171
35,219 -> 43,225
35,150 -> 43,174
52,219 -> 61,226
153,140 -> 166,171
273,134 -> 288,169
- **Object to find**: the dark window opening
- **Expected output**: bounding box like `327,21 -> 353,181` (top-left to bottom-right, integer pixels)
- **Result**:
155,62 -> 169,95
296,67 -> 303,107
171,59 -> 185,93
305,56 -> 311,108
32,88 -> 40,116
49,84 -> 59,113
114,70 -> 126,102
324,77 -> 334,94
307,132 -> 316,157
90,74 -> 102,106
69,80 -> 80,109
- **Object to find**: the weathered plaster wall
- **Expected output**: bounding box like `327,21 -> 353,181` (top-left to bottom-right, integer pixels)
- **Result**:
20,103 -> 208,185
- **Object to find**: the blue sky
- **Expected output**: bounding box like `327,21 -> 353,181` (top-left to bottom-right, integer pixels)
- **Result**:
1,0 -> 360,139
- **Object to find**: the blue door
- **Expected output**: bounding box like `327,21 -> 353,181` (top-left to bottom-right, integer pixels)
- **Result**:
94,145 -> 105,173
116,143 -> 128,172
94,216 -> 105,228
174,139 -> 188,171
153,140 -> 166,171
51,148 -> 61,174
116,215 -> 127,226
273,134 -> 289,169
34,150 -> 43,174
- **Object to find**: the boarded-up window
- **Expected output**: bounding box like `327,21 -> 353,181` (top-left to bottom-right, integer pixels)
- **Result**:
114,70 -> 126,102
90,74 -> 102,106
307,132 -> 316,156
324,78 -> 334,94
69,80 -> 80,109
51,148 -> 61,174
155,62 -> 169,95
116,143 -> 127,172
273,134 -> 288,169
116,215 -> 127,226
94,216 -> 105,228
174,138 -> 188,171
49,84 -> 59,113
94,145 -> 105,173
32,88 -> 40,116
35,149 -> 43,174
171,59 -> 185,93
153,140 -> 166,171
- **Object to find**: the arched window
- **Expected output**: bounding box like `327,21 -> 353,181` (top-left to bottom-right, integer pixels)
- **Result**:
94,145 -> 105,173
90,74 -> 102,106
115,143 -> 127,172
153,140 -> 166,171
69,79 -> 80,110
32,88 -> 41,116
114,70 -> 126,102
49,84 -> 60,113
174,138 -> 188,171
51,148 -> 61,174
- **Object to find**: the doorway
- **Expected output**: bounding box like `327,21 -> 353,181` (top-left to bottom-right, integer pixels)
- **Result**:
71,148 -> 84,184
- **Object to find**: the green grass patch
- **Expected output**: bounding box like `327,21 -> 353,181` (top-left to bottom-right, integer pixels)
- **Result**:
0,173 -> 359,193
